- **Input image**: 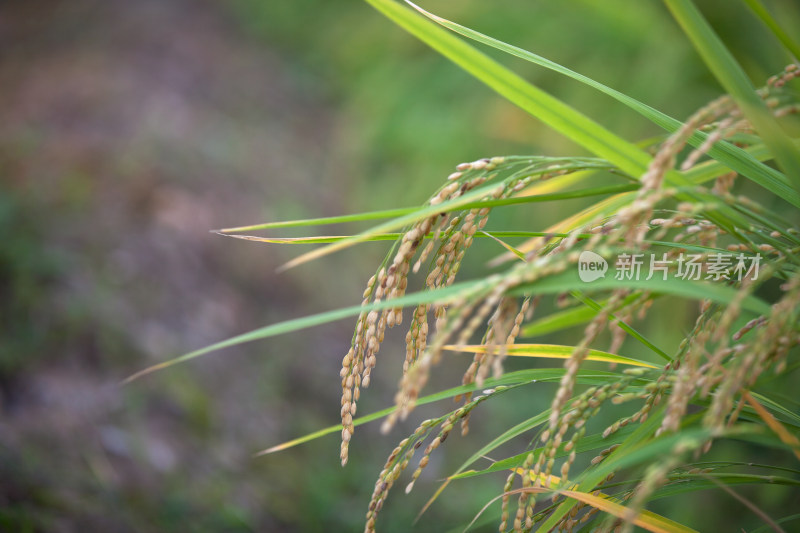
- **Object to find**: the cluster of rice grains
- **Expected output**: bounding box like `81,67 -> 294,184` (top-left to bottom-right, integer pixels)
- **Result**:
340,155 -> 605,468
501,66 -> 800,533
344,65 -> 800,533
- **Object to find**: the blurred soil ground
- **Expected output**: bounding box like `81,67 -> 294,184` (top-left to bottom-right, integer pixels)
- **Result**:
0,1 -> 370,531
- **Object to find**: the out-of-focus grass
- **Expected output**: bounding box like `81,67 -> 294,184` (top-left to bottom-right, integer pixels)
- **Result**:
231,0 -> 795,178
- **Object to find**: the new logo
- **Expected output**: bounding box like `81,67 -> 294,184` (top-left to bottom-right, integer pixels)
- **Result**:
578,251 -> 608,283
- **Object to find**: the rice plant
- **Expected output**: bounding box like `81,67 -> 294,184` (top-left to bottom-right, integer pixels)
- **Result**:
127,1 -> 800,531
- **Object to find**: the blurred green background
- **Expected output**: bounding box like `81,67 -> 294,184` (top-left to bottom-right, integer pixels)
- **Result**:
1,0 -> 798,531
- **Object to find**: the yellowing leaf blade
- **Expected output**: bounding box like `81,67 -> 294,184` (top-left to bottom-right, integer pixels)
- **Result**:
444,343 -> 658,368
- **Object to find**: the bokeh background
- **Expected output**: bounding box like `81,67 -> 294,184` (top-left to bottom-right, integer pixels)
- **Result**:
1,0 -> 798,531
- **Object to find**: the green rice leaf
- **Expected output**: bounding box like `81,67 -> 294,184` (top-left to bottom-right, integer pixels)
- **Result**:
278,181 -> 636,270
664,0 -> 800,192
253,367 -> 628,455
361,0 -> 664,178
451,425 -> 638,481
121,280 -> 486,383
521,294 -> 649,337
215,183 -> 635,234
652,473 -> 800,500
404,0 -> 800,207
510,268 -> 772,316
740,0 -> 800,60
126,248 -> 769,382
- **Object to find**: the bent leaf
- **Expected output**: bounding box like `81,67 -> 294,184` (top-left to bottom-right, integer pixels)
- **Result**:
278,181 -> 636,270
554,488 -> 698,533
513,470 -> 700,532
